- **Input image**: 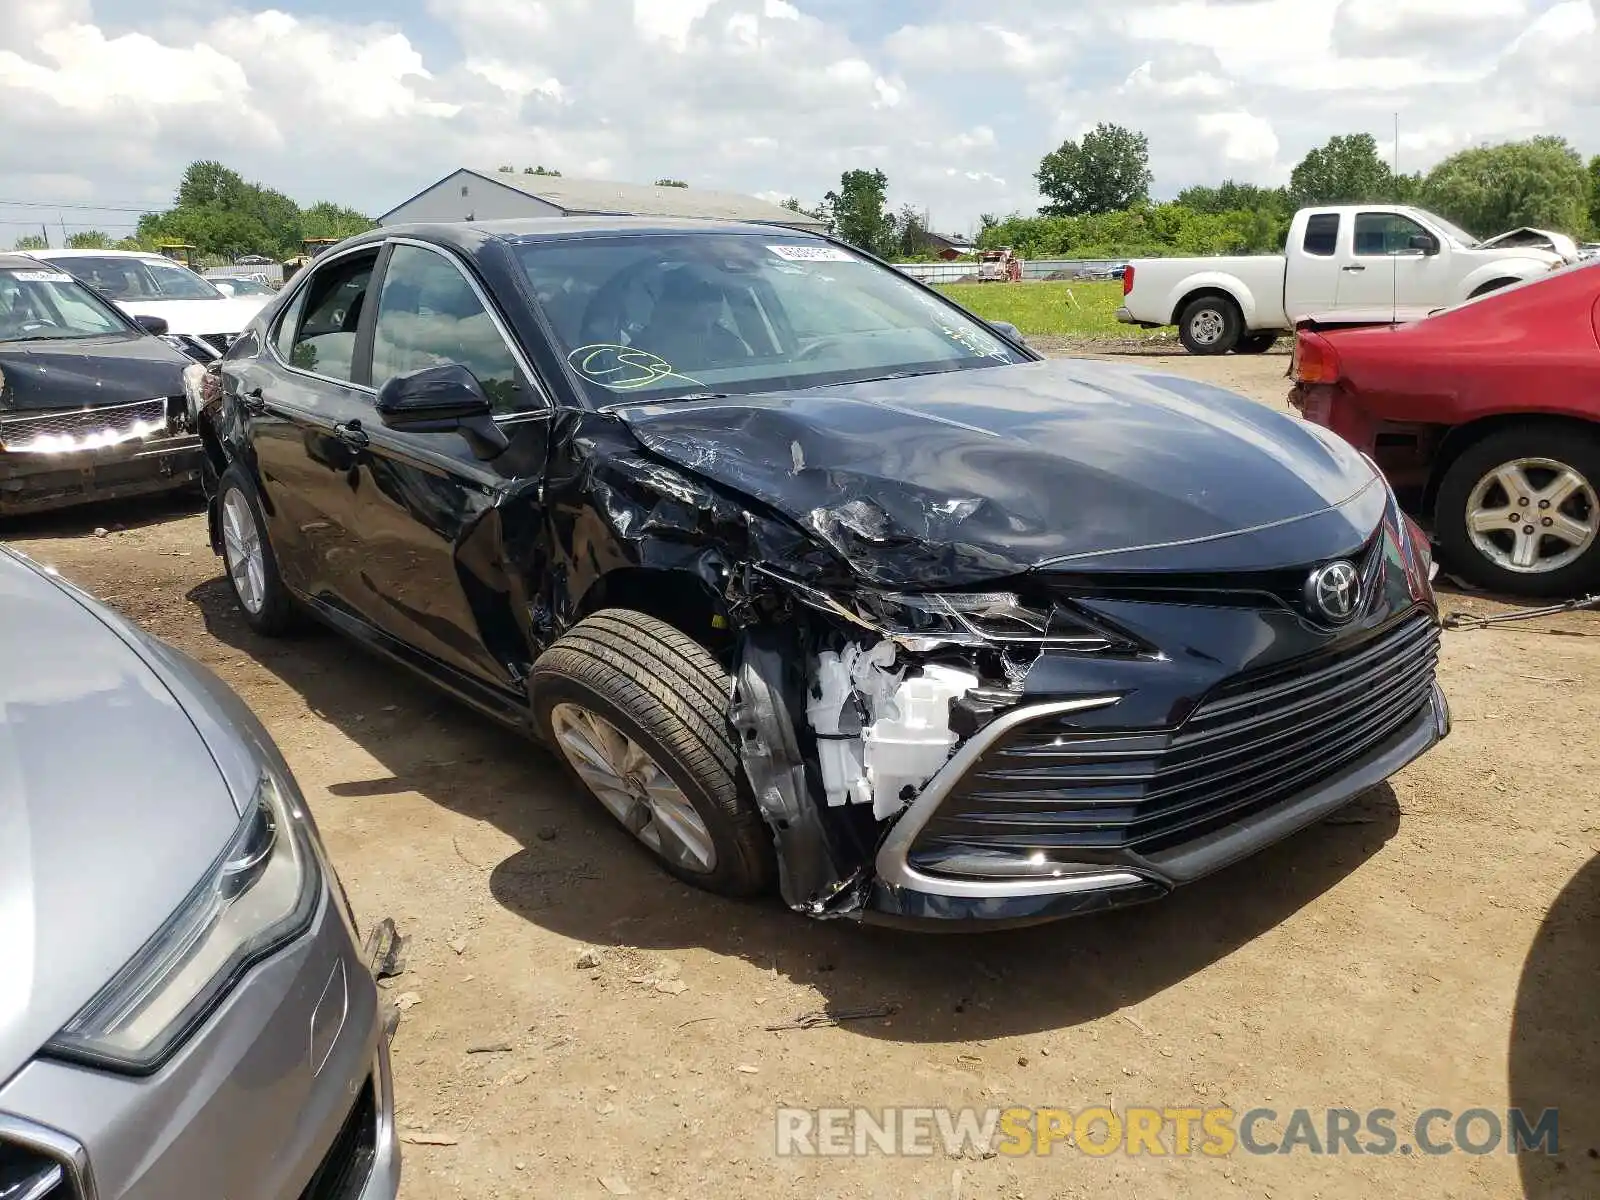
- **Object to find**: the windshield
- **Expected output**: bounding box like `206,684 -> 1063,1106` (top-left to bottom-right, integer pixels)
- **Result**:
55,255 -> 223,302
511,233 -> 1028,405
0,267 -> 130,342
1410,209 -> 1479,248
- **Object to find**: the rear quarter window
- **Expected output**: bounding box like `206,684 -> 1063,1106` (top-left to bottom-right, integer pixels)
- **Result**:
1302,214 -> 1340,257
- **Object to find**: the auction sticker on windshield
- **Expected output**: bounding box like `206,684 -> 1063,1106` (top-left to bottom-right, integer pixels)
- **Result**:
768,245 -> 857,263
11,270 -> 75,283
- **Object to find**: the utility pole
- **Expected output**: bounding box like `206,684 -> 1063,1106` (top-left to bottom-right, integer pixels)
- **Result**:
41,222 -> 50,249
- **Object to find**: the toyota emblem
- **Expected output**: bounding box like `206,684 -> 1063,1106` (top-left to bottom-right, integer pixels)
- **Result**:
1305,560 -> 1361,623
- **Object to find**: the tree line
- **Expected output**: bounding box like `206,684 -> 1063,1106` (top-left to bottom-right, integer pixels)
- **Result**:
793,127 -> 1600,261
13,160 -> 376,261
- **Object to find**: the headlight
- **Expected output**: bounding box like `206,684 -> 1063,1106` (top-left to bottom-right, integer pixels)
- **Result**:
752,566 -> 1118,651
181,363 -> 207,423
44,770 -> 322,1074
856,590 -> 1109,647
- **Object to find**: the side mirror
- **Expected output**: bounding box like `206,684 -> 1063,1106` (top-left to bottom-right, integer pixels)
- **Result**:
375,363 -> 509,460
990,320 -> 1026,346
1408,234 -> 1440,256
135,314 -> 170,336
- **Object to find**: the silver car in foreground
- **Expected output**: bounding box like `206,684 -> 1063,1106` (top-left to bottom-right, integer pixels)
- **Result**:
0,545 -> 398,1199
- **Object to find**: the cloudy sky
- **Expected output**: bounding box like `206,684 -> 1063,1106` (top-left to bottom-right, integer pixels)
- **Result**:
1,0 -> 1596,245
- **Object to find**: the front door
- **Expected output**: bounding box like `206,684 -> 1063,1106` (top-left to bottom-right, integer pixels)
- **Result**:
1334,211 -> 1403,321
238,246 -> 382,611
345,240 -> 552,695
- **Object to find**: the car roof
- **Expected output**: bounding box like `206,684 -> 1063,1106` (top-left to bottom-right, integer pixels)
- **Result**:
29,248 -> 167,261
0,252 -> 57,271
349,216 -> 831,256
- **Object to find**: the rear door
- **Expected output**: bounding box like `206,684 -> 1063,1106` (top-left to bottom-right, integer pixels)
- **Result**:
231,245 -> 383,612
343,238 -> 553,700
1286,211 -> 1342,319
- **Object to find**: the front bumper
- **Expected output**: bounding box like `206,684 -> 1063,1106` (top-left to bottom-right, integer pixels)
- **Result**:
865,670 -> 1450,930
0,433 -> 203,517
0,888 -> 400,1200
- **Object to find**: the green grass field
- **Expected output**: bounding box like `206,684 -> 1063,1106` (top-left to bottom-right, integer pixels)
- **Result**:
936,280 -> 1143,340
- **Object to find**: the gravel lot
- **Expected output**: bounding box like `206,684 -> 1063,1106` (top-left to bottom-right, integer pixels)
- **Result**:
6,351 -> 1596,1200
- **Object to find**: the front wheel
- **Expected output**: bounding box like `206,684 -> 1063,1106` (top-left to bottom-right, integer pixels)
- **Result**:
1434,427 -> 1600,597
217,463 -> 298,635
530,610 -> 776,897
1177,295 -> 1242,355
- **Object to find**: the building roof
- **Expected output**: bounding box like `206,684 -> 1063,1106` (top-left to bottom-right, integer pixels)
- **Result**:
381,169 -> 827,230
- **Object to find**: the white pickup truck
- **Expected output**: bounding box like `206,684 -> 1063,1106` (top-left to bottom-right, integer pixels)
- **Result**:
1116,204 -> 1576,354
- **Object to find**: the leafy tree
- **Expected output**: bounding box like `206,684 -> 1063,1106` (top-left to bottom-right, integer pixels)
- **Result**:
1289,134 -> 1392,205
655,178 -> 689,188
523,165 -> 561,176
301,201 -> 376,242
13,234 -> 48,250
498,165 -> 515,173
1036,123 -> 1152,217
890,204 -> 932,258
823,168 -> 893,254
1176,180 -> 1290,217
1421,137 -> 1589,236
1587,155 -> 1600,235
65,231 -> 113,249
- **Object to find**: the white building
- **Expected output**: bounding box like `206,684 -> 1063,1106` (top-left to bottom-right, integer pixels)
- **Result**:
378,169 -> 828,231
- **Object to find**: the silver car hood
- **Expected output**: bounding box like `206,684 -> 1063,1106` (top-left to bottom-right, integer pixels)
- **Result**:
0,551 -> 243,1081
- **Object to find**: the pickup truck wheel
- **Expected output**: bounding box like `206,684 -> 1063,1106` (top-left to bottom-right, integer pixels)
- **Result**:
531,610 -> 777,897
1234,333 -> 1279,354
1435,427 -> 1600,597
1177,295 -> 1242,355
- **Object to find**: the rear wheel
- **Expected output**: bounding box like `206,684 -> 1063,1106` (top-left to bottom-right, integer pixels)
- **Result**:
530,610 -> 776,897
1234,332 -> 1279,354
1177,294 -> 1242,355
1434,426 -> 1600,597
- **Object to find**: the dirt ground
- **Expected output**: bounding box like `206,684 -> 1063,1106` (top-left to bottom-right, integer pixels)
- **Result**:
6,351 -> 1597,1199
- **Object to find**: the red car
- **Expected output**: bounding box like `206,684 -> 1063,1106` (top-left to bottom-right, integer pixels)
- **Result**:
1290,259 -> 1600,597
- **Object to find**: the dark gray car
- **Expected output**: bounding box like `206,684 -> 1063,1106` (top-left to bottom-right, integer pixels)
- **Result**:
0,545 -> 398,1199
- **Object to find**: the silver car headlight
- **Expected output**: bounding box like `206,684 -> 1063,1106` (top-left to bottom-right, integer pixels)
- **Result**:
44,769 -> 322,1073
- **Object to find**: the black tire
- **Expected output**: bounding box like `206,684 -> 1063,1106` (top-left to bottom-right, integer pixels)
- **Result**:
1234,332 -> 1279,354
1434,424 -> 1600,598
530,609 -> 776,897
1177,294 -> 1242,355
216,462 -> 298,636
1469,278 -> 1517,300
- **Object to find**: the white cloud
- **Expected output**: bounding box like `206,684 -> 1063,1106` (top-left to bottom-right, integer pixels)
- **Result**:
0,0 -> 1596,245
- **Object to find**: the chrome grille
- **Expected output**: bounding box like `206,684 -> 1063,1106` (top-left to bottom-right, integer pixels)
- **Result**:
0,397 -> 171,452
912,612 -> 1440,864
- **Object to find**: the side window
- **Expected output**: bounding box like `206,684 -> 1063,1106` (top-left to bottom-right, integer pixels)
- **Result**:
1354,213 -> 1427,257
273,284 -> 310,362
286,251 -> 378,382
371,244 -> 529,413
1302,213 -> 1340,257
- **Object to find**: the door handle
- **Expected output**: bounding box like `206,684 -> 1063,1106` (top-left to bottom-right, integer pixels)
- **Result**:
1341,264 -> 1366,273
334,419 -> 369,448
241,387 -> 266,415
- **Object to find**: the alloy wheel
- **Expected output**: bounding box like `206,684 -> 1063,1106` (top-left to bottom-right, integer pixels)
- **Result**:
221,488 -> 267,613
1465,457 -> 1598,575
549,702 -> 718,874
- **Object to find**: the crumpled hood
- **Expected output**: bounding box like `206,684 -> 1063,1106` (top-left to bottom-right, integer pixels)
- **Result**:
0,550 -> 241,1080
1476,227 -> 1578,263
112,295 -> 270,335
0,333 -> 188,413
615,359 -> 1382,587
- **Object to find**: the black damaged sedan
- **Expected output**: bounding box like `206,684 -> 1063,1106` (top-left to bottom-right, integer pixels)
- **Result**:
197,219 -> 1448,928
1,254 -> 204,515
